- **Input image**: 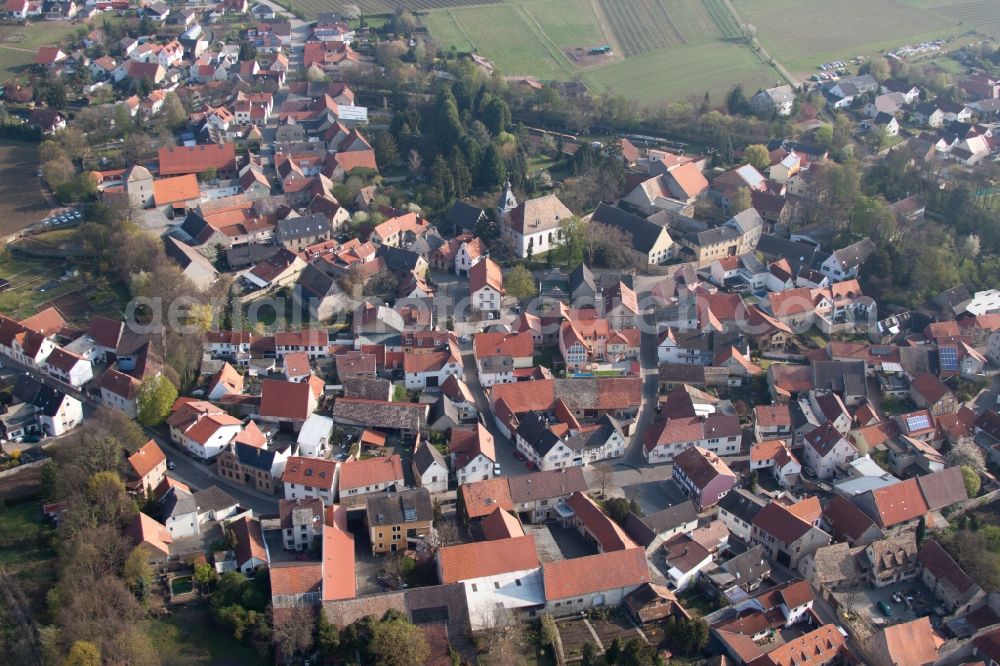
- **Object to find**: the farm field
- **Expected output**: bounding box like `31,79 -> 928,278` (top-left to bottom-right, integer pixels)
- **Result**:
0,22 -> 80,81
732,0 -> 962,72
295,0 -> 500,17
425,0 -> 784,102
582,40 -> 782,104
0,140 -> 49,237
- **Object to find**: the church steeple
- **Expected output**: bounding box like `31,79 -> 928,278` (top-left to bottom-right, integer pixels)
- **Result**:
497,178 -> 517,219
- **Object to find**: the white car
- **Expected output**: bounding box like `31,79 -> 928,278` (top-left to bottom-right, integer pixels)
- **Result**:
493,463 -> 502,476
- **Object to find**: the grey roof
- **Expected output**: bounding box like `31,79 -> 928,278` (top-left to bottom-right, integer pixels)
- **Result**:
685,225 -> 740,248
160,487 -> 198,518
507,467 -> 588,503
639,501 -> 698,534
569,262 -> 596,296
413,439 -> 447,475
342,377 -> 392,400
376,245 -> 423,273
898,346 -> 939,377
516,411 -> 565,457
812,360 -> 867,397
233,441 -> 277,472
755,234 -> 820,272
193,486 -> 239,513
563,414 -> 623,452
366,488 -> 433,526
726,208 -> 764,235
296,262 -> 338,299
428,396 -> 460,429
590,202 -> 669,255
226,244 -> 279,270
447,200 -> 486,232
722,544 -> 771,583
276,213 -> 330,241
830,238 -> 875,270
12,374 -> 69,417
717,488 -> 767,524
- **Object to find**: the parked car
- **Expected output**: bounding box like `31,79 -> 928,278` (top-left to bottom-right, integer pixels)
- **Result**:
493,463 -> 501,476
166,460 -> 177,470
877,600 -> 893,617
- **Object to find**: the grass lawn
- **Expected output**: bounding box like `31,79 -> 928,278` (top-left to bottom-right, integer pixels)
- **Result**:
171,576 -> 194,595
0,21 -> 82,82
0,140 -> 49,237
520,0 -> 609,50
0,501 -> 57,620
146,609 -> 268,666
582,40 -> 783,105
732,0 -> 959,73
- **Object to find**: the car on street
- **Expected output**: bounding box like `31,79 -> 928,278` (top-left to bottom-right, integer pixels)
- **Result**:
167,460 -> 177,470
493,463 -> 501,476
877,600 -> 893,617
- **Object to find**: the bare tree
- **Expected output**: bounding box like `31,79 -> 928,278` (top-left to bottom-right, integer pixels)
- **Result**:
477,604 -> 517,658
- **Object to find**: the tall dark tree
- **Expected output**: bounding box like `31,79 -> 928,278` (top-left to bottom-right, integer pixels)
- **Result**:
483,96 -> 511,135
449,146 -> 471,198
435,88 -> 463,153
479,143 -> 506,190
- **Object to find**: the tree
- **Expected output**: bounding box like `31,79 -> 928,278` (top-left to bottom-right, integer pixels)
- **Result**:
162,92 -> 186,128
479,143 -> 506,190
64,641 -> 101,666
483,96 -> 511,136
369,618 -> 429,666
505,265 -> 536,300
606,636 -> 623,663
947,439 -> 987,474
603,497 -> 639,526
815,124 -> 833,149
961,465 -> 981,498
407,149 -> 422,176
372,130 -> 399,168
581,641 -> 599,666
56,127 -> 88,162
317,611 -> 340,660
273,606 -> 315,661
729,187 -> 752,214
748,470 -> 758,492
123,548 -> 153,595
744,144 -> 770,171
43,155 -> 75,189
916,516 -> 927,546
193,561 -> 218,594
864,56 -> 891,81
726,84 -> 750,115
137,375 -> 178,426
558,216 -> 587,268
539,613 -> 558,648
619,637 -> 661,666
85,471 -> 134,526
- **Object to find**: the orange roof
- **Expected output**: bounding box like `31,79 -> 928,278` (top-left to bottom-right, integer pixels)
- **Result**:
20,306 -> 65,336
460,477 -> 513,519
184,413 -> 242,446
270,562 -> 321,597
359,429 -> 387,447
543,547 -> 649,600
283,351 -> 311,377
125,512 -> 172,557
565,492 -> 636,552
259,378 -> 314,420
209,362 -> 244,396
450,423 -> 496,468
322,523 -> 356,601
786,496 -> 821,525
762,624 -> 844,666
158,144 -> 237,176
282,456 -> 338,489
750,438 -> 786,462
152,174 -> 200,206
469,257 -> 504,295
234,420 -> 267,448
668,161 -> 709,199
868,478 -> 929,528
438,535 -> 539,583
481,506 -> 525,540
474,331 -> 534,360
338,454 -> 404,490
875,617 -> 945,666
128,439 -> 166,480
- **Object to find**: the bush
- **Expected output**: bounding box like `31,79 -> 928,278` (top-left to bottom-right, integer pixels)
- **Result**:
961,465 -> 981,498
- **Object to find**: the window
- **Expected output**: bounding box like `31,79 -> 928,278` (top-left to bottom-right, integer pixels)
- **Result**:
471,584 -> 478,592
494,582 -> 500,590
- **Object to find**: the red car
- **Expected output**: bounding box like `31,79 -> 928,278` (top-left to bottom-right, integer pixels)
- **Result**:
525,461 -> 536,470
513,451 -> 525,462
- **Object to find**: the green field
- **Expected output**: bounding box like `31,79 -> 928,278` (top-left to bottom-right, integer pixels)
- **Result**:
294,0 -> 501,17
0,22 -> 81,82
732,0 -> 962,72
146,609 -> 269,666
582,40 -> 782,104
424,0 -> 782,104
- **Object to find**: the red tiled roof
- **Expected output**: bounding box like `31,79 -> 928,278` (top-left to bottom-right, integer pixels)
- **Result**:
125,512 -> 172,557
282,456 -> 338,489
438,535 -> 539,583
21,306 -> 65,336
128,439 -> 166,480
158,144 -> 237,176
469,257 -> 504,295
153,174 -> 200,206
867,478 -> 929,528
322,523 -> 356,601
752,502 -> 812,544
474,331 -> 533,360
270,562 -> 322,597
460,477 -> 513,519
259,378 -> 314,420
565,491 -> 636,552
338,454 -> 403,490
543,547 -> 649,600
480,506 -> 524,541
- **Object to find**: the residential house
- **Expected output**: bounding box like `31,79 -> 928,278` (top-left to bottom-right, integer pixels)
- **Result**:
126,439 -> 167,496
412,438 -> 449,494
919,539 -> 985,614
508,467 -> 589,524
259,379 -> 318,431
451,424 -> 497,486
166,400 -> 242,460
282,456 -> 339,504
338,455 -> 404,505
229,516 -> 269,574
216,441 -> 287,494
589,203 -> 674,264
909,372 -> 959,416
643,413 -> 742,464
672,446 -> 736,511
125,512 -> 173,562
623,502 -> 699,554
751,501 -> 831,568
864,532 -> 918,588
853,478 -> 929,534
367,488 -> 434,554
279,497 -> 323,551
718,488 -> 767,542
469,258 -> 504,312
98,369 -> 141,417
542,547 -> 650,616
751,84 -> 795,116
802,421 -> 858,479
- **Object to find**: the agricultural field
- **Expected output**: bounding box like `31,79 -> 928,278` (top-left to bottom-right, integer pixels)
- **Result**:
0,21 -> 81,81
582,39 -> 782,105
424,0 -> 784,103
732,0 -> 962,73
294,0 -> 500,17
0,141 -> 49,238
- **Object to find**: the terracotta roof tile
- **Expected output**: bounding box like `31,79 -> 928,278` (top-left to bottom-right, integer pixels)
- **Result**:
281,456 -> 338,490
542,547 -> 649,600
460,477 -> 513,519
480,506 -> 524,541
338,454 -> 403,491
128,439 -> 166,480
865,478 -> 928,528
438,535 -> 539,583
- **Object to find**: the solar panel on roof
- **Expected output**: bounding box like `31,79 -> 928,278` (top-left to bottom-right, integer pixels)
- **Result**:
906,414 -> 931,431
939,347 -> 959,371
